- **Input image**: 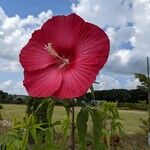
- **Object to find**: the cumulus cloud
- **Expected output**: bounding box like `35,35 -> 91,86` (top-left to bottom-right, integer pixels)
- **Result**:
72,0 -> 133,27
95,74 -> 120,90
0,8 -> 53,72
95,74 -> 140,90
0,7 -> 53,94
0,80 -> 26,95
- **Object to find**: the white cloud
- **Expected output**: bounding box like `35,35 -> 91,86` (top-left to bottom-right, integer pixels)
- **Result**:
124,77 -> 140,89
72,0 -> 133,27
0,80 -> 27,95
0,59 -> 20,72
115,50 -> 132,64
95,74 -> 140,90
0,7 -> 53,72
96,75 -> 120,90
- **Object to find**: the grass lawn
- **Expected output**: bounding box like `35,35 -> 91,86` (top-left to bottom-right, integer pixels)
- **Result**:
0,104 -> 148,134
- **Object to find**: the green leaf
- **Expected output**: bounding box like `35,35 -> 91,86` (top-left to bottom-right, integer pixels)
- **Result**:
88,108 -> 106,150
12,117 -> 21,128
77,107 -> 89,150
21,128 -> 29,150
43,143 -> 59,150
31,128 -> 37,142
47,100 -> 55,124
90,85 -> 95,100
61,117 -> 70,139
35,99 -> 49,114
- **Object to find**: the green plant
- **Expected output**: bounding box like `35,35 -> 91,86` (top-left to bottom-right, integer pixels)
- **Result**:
100,102 -> 124,149
0,114 -> 47,150
77,106 -> 107,150
117,102 -> 148,110
139,117 -> 150,134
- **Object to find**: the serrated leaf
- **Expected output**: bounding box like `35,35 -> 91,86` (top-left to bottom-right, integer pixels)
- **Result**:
77,107 -> 89,150
88,108 -> 106,150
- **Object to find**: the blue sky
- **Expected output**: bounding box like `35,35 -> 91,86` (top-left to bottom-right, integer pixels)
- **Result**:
0,0 -> 73,17
0,0 -> 150,95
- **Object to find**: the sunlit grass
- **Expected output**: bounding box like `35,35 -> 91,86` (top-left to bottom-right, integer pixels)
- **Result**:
1,104 -> 26,122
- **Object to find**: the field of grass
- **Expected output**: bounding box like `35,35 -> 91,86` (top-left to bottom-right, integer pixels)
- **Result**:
0,104 -> 148,134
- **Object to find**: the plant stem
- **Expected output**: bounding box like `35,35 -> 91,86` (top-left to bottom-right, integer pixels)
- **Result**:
71,99 -> 75,150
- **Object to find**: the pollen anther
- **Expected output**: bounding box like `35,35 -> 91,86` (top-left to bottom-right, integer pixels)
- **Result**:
45,43 -> 69,68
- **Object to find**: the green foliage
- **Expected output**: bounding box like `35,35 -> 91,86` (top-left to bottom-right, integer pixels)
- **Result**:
135,73 -> 150,92
88,108 -> 106,150
77,107 -> 89,149
99,102 -> 124,149
0,90 -> 9,103
0,130 -> 22,150
27,98 -> 60,127
85,89 -> 147,103
0,104 -> 3,109
139,117 -> 150,134
33,127 -> 60,150
61,117 -> 70,138
135,73 -> 150,135
0,114 -> 46,150
90,85 -> 95,100
118,102 -> 148,110
0,88 -> 148,105
47,100 -> 55,124
77,106 -> 107,150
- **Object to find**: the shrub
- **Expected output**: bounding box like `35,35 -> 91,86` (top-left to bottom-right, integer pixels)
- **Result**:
117,102 -> 148,110
99,102 -> 124,148
26,97 -> 50,124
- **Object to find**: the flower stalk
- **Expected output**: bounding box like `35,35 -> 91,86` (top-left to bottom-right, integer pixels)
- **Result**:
71,99 -> 75,150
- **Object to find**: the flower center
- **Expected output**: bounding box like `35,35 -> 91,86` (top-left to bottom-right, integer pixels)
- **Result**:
45,43 -> 69,68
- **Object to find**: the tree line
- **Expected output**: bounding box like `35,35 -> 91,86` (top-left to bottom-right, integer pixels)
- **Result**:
0,88 -> 148,104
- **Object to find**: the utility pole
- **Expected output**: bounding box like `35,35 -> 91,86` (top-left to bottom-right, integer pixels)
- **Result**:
147,57 -> 150,146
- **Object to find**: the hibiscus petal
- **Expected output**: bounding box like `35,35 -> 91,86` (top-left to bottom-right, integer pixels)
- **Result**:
19,30 -> 60,72
73,22 -> 110,73
23,65 -> 62,97
54,22 -> 109,99
75,22 -> 109,58
54,67 -> 96,99
41,14 -> 85,55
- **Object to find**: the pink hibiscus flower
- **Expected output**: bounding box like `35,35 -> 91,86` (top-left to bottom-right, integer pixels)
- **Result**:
19,14 -> 110,99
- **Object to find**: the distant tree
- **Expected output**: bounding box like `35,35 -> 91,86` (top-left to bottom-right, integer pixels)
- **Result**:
129,89 -> 147,103
0,90 -> 9,103
135,73 -> 150,104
